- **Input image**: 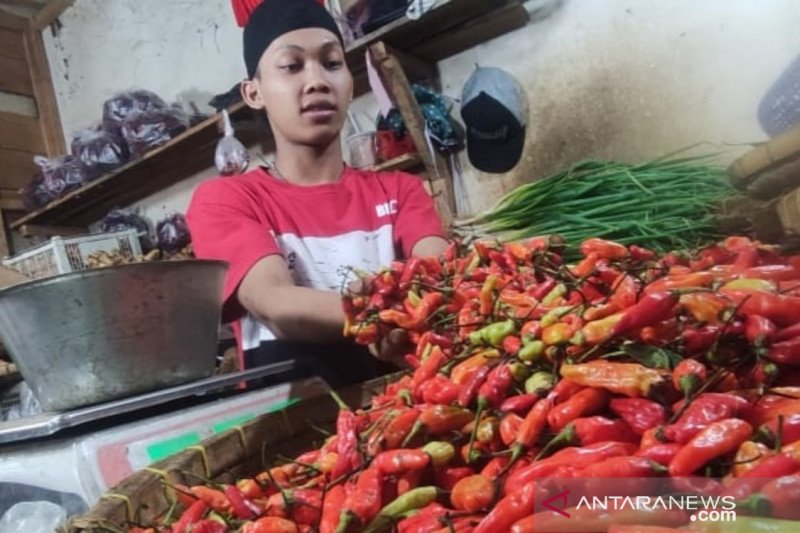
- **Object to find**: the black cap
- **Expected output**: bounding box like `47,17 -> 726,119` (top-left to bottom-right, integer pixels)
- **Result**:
460,67 -> 527,173
243,0 -> 343,79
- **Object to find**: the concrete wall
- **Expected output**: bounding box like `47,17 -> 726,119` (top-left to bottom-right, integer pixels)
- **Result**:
41,0 -> 800,220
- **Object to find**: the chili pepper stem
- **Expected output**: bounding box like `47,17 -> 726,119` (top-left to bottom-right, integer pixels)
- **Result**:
535,424 -> 576,460
466,401 -> 487,464
329,390 -> 351,411
401,420 -> 424,448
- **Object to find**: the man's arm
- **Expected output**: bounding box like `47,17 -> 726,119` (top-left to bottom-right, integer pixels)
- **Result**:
237,255 -> 345,342
412,235 -> 449,258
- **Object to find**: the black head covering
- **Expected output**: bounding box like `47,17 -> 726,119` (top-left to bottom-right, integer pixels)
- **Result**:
243,0 -> 344,79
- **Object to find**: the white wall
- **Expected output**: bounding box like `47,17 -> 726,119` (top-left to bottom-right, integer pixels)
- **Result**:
42,0 -> 800,221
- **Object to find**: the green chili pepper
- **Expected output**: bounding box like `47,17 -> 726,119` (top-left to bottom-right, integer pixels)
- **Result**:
518,340 -> 545,363
363,486 -> 439,533
422,441 -> 455,468
525,372 -> 556,395
690,516 -> 800,532
469,320 -> 516,347
509,361 -> 531,381
541,283 -> 567,306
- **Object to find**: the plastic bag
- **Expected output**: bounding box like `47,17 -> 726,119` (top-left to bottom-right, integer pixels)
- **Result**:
156,213 -> 191,254
0,501 -> 66,533
100,208 -> 154,252
214,109 -> 249,175
22,155 -> 89,211
102,89 -> 168,136
1,382 -> 42,422
70,125 -> 129,179
121,107 -> 189,158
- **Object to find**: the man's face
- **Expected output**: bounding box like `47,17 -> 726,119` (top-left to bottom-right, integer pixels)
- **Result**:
241,28 -> 353,147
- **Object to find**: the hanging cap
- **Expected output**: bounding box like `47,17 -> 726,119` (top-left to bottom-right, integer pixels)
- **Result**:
242,0 -> 343,79
460,67 -> 528,173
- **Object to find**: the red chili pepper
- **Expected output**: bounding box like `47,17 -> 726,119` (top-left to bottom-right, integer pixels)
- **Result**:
500,393 -> 539,415
399,257 -> 423,287
397,503 -> 450,533
476,363 -> 513,410
340,466 -> 383,528
636,442 -> 682,465
746,314 -> 778,347
376,408 -> 420,452
172,500 -> 208,533
502,334 -> 522,355
189,486 -> 231,514
531,276 -> 557,301
612,291 -> 679,337
374,449 -> 430,474
681,325 -> 720,354
669,418 -> 753,476
547,387 -> 609,432
379,292 -> 444,330
672,359 -> 708,396
646,272 -> 715,294
504,441 -> 638,495
499,413 -> 524,446
544,380 -> 582,406
223,484 -> 259,519
581,238 -> 629,260
630,244 -> 655,261
756,414 -> 800,447
397,467 -> 424,495
609,397 -> 667,436
242,517 -> 299,533
479,274 -> 500,316
414,405 -> 474,437
450,474 -> 495,513
575,454 -> 666,479
560,361 -> 669,398
727,290 -> 800,327
776,321 -> 800,342
411,346 -> 448,389
185,521 -> 226,533
435,466 -> 474,491
752,473 -> 800,520
481,456 -> 510,480
768,336 -> 800,366
419,375 -> 459,405
319,484 -> 345,533
511,397 -> 555,461
457,364 -> 490,408
473,482 -> 536,533
539,415 -> 638,458
331,397 -> 361,479
664,393 -> 751,444
721,451 -> 800,500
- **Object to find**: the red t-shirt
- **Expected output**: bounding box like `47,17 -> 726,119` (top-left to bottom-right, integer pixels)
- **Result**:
186,165 -> 444,358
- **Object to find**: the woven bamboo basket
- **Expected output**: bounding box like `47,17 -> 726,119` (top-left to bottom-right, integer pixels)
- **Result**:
67,375 -> 394,532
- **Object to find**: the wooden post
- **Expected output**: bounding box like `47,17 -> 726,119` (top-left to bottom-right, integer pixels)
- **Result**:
368,41 -> 455,227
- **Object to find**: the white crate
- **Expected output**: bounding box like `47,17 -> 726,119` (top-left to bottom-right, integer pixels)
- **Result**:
2,229 -> 142,279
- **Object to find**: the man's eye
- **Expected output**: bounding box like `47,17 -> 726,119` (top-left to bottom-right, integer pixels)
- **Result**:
280,63 -> 302,72
324,60 -> 343,70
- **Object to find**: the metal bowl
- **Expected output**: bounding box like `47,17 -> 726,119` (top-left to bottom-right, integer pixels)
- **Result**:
0,260 -> 227,411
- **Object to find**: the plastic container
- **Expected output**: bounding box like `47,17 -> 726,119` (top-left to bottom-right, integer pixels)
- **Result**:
2,229 -> 141,279
759,54 -> 800,137
346,131 -> 378,168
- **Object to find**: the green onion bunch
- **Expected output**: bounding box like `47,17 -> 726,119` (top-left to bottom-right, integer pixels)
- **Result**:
456,156 -> 737,254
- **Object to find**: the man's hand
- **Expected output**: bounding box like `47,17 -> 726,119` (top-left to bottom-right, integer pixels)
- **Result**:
369,328 -> 410,368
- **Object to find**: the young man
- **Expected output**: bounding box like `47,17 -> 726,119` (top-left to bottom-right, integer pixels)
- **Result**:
187,0 -> 448,387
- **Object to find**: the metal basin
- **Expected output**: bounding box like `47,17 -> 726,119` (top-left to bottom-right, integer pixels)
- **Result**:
0,260 -> 227,411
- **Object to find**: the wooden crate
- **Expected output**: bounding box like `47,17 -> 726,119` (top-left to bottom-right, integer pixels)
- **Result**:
67,375 -> 395,532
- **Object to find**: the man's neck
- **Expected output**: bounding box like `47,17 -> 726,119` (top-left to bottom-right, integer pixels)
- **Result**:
272,137 -> 344,186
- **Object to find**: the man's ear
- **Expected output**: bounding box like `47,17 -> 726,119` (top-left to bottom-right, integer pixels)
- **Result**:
240,78 -> 264,110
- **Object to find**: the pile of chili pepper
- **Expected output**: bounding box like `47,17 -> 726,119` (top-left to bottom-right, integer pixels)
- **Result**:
131,236 -> 800,532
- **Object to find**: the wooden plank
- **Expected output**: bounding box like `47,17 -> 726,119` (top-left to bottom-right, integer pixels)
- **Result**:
0,54 -> 33,95
0,9 -> 29,31
23,26 -> 65,155
367,153 -> 423,173
10,102 -> 265,229
0,146 -> 36,189
412,3 -> 530,63
0,110 -> 46,152
18,223 -> 84,237
345,0 -> 513,73
0,27 -> 25,59
369,42 -> 454,225
33,0 -> 74,31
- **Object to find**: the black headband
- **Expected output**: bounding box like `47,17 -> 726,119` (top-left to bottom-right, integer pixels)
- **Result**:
243,0 -> 344,79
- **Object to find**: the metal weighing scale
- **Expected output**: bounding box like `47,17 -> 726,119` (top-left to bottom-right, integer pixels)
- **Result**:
0,361 -> 330,518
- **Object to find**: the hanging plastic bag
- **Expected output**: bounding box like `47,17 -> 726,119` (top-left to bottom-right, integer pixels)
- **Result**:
214,109 -> 249,175
156,213 -> 191,255
102,89 -> 168,136
0,501 -> 66,533
121,107 -> 189,158
100,208 -> 154,252
70,125 -> 129,179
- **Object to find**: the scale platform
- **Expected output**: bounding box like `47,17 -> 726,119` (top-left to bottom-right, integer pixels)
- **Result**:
0,361 -> 331,519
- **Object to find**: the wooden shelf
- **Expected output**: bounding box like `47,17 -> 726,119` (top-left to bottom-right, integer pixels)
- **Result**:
367,153 -> 423,173
10,101 -> 262,229
11,0 -> 528,232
